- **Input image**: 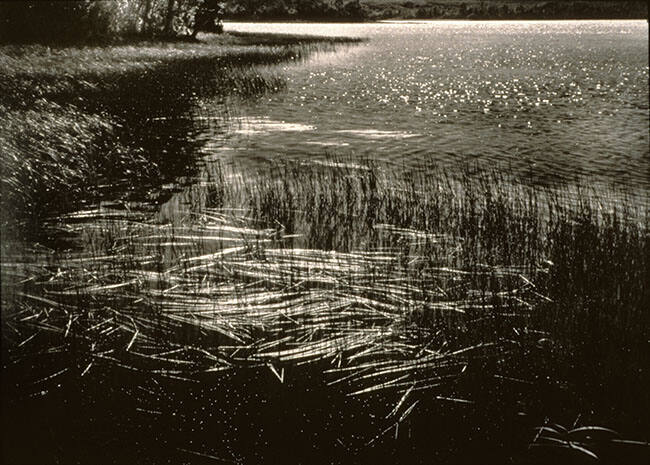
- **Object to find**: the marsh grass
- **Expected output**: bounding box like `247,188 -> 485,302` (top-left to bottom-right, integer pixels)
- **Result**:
0,32 -> 361,239
2,159 -> 648,463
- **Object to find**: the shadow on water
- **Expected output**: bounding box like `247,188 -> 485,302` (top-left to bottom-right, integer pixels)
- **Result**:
60,56 -> 286,202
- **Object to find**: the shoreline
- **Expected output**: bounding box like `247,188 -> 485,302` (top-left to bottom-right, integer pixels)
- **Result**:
0,32 -> 360,241
221,0 -> 647,22
222,16 -> 649,23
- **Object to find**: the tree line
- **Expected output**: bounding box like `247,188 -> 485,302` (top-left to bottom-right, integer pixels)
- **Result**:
381,1 -> 648,21
1,1 -> 646,43
221,0 -> 367,21
0,0 -> 223,43
0,0 -> 367,43
220,0 -> 646,21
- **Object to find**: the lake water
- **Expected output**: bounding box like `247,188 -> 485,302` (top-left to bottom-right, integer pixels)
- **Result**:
194,20 -> 648,193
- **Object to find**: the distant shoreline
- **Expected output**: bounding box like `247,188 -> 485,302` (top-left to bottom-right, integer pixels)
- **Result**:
223,18 -> 648,24
222,16 -> 648,23
222,0 -> 647,22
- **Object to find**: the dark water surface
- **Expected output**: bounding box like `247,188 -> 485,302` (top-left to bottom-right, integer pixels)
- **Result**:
195,20 -> 648,192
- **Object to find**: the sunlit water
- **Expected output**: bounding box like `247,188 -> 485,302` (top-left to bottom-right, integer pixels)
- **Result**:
187,20 -> 648,193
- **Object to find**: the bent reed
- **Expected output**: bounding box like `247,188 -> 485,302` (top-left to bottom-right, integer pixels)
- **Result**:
3,161 -> 648,435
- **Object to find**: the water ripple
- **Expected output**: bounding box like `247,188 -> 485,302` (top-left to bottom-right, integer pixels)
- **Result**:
215,21 -> 648,193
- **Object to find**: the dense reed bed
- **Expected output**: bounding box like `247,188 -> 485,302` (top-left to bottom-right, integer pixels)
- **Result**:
0,32 -> 361,239
2,160 -> 648,463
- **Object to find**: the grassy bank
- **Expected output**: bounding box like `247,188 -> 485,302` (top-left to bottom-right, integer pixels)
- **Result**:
0,32 -> 361,240
2,160 -> 648,463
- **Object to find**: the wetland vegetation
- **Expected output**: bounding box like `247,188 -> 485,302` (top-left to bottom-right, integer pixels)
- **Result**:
1,7 -> 649,465
0,31 -> 359,239
3,156 -> 649,463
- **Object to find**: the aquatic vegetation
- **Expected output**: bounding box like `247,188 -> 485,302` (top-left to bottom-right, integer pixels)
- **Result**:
2,160 -> 647,463
0,33 -> 360,239
527,422 -> 650,464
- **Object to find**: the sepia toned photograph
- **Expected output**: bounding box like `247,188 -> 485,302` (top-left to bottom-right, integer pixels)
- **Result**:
1,1 -> 648,464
